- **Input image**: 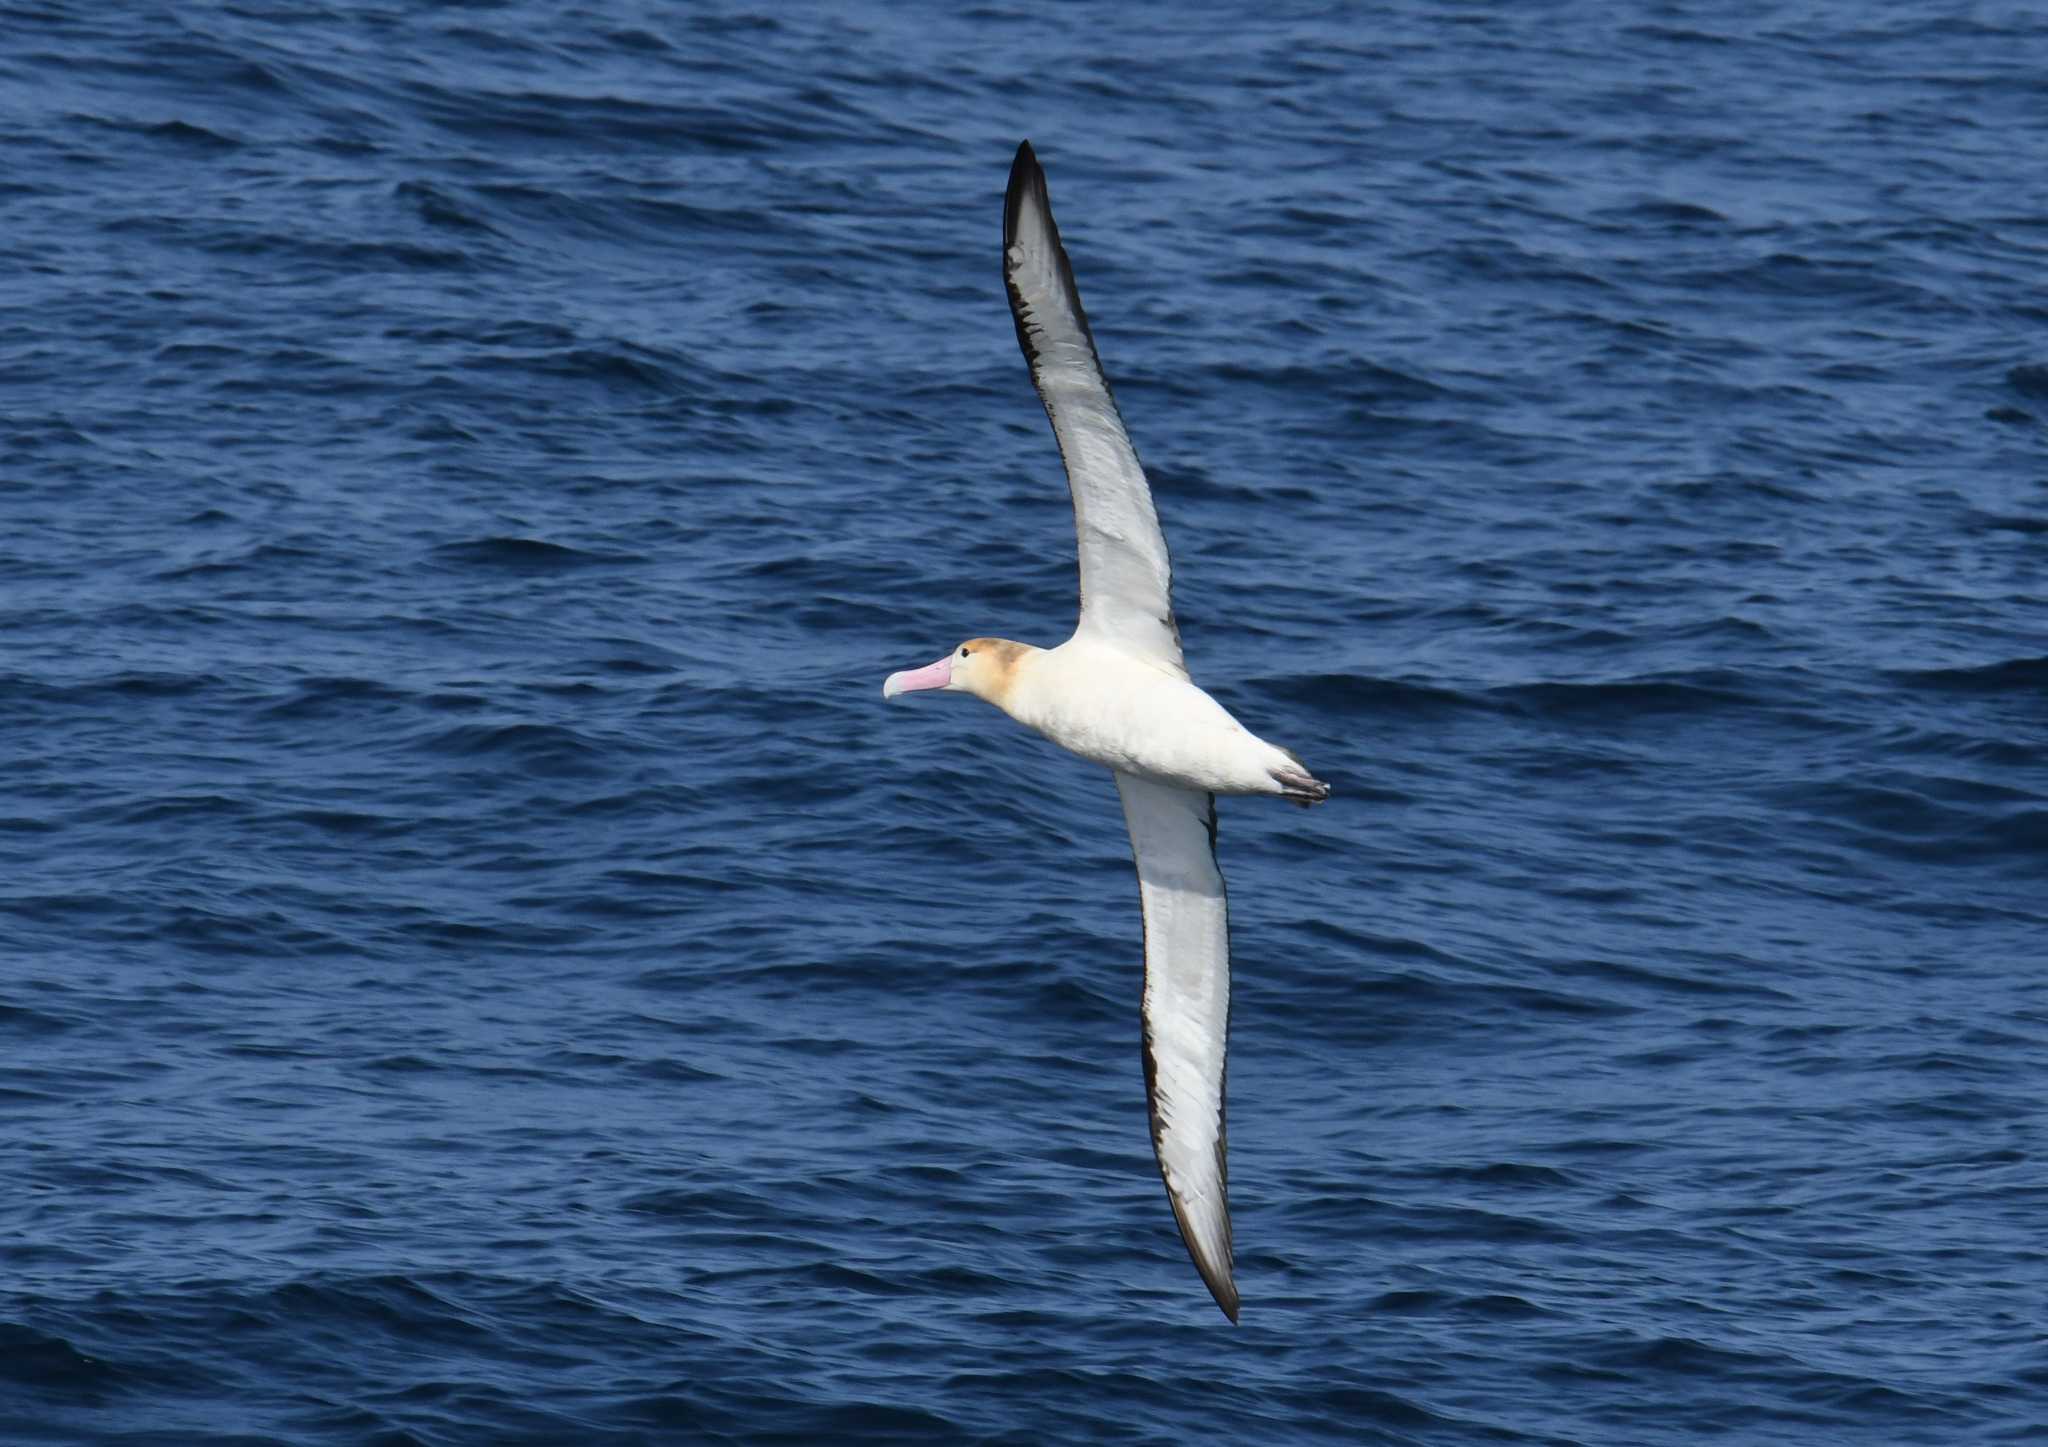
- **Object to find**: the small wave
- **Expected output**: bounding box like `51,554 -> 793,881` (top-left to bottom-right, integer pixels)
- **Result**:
71,112 -> 243,151
1775,777 -> 2048,864
0,1321 -> 138,1396
393,179 -> 501,236
410,721 -> 611,780
104,213 -> 478,273
261,675 -> 411,719
105,794 -> 251,827
427,537 -> 645,570
1430,1162 -> 1577,1189
157,541 -> 326,581
1490,672 -> 1760,719
145,118 -> 240,150
0,670 -> 224,705
1213,357 -> 1449,404
1601,199 -> 1730,227
0,1003 -> 76,1036
1597,1333 -> 1780,1377
463,345 -> 688,395
1889,655 -> 2048,695
1552,954 -> 1795,1002
1256,671 -> 1481,717
274,807 -> 407,837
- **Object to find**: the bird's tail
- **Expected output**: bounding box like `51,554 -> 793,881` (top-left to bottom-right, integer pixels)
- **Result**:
1270,755 -> 1331,808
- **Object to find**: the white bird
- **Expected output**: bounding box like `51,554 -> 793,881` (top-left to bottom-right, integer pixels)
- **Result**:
883,141 -> 1328,1323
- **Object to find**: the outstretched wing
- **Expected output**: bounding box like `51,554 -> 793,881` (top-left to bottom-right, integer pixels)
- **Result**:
1004,142 -> 1186,676
1114,770 -> 1235,1321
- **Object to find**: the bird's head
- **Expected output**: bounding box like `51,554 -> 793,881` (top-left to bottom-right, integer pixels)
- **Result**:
882,638 -> 1030,706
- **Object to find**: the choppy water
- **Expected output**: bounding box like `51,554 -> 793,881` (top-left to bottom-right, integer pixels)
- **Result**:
4,2 -> 2047,1442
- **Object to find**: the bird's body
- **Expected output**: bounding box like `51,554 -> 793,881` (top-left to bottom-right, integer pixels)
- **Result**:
953,636 -> 1316,800
882,142 -> 1327,1322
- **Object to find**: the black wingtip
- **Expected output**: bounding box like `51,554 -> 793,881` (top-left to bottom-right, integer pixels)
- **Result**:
1162,1168 -> 1240,1324
1209,1263 -> 1242,1324
1141,1000 -> 1239,1326
1004,140 -> 1044,254
1001,138 -> 1105,376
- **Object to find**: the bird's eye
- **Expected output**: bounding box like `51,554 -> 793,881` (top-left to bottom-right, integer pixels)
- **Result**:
959,646 -> 970,658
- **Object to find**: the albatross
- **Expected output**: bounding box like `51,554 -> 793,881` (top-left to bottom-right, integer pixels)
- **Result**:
882,142 -> 1329,1323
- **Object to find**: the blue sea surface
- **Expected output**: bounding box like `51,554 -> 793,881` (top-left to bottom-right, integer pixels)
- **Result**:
4,2 -> 2047,1442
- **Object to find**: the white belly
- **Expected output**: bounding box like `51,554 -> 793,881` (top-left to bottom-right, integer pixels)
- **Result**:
1004,640 -> 1287,795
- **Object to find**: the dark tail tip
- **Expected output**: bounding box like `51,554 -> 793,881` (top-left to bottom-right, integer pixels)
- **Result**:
1272,769 -> 1331,807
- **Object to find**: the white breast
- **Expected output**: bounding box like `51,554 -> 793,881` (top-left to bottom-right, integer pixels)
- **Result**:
1003,639 -> 1289,796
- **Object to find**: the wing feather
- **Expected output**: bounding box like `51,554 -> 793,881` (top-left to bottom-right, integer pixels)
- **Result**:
1114,771 -> 1235,1321
1004,143 -> 1186,674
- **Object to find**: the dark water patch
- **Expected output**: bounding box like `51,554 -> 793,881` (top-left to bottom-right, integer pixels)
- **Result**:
1438,240 -> 1618,294
462,344 -> 688,396
157,542 -> 328,582
0,892 -> 127,927
604,27 -> 674,53
260,676 -> 412,719
1294,920 -> 1462,968
426,537 -> 647,571
69,113 -> 244,152
153,341 -> 244,366
393,179 -> 501,236
1596,1333 -> 1776,1377
2005,363 -> 2048,399
0,1322 -> 144,1401
1752,776 -> 2001,859
1490,672 -> 1760,720
791,592 -> 910,633
101,212 -> 477,273
405,84 -> 827,154
1972,487 -> 2048,517
263,1275 -> 496,1348
1210,358 -> 1450,404
275,807 -> 408,837
386,317 -> 578,350
1674,253 -> 1946,311
0,1003 -> 76,1036
1873,722 -> 2042,770
1551,956 -> 1796,1003
0,670 -> 224,706
146,119 -> 241,151
1376,1199 -> 1575,1247
423,536 -> 622,573
99,794 -> 252,828
611,193 -> 815,242
410,720 -> 609,773
1981,809 -> 2048,861
1431,1162 -> 1575,1190
156,903 -> 336,957
626,1057 -> 725,1085
1888,655 -> 2048,696
1599,196 -> 1729,226
1148,463 -> 1308,505
1255,671 -> 1482,718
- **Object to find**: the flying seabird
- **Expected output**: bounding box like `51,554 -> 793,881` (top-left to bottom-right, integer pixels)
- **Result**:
883,141 -> 1329,1322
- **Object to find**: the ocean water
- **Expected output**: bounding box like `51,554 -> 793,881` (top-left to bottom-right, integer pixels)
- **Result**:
3,2 -> 2046,1442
